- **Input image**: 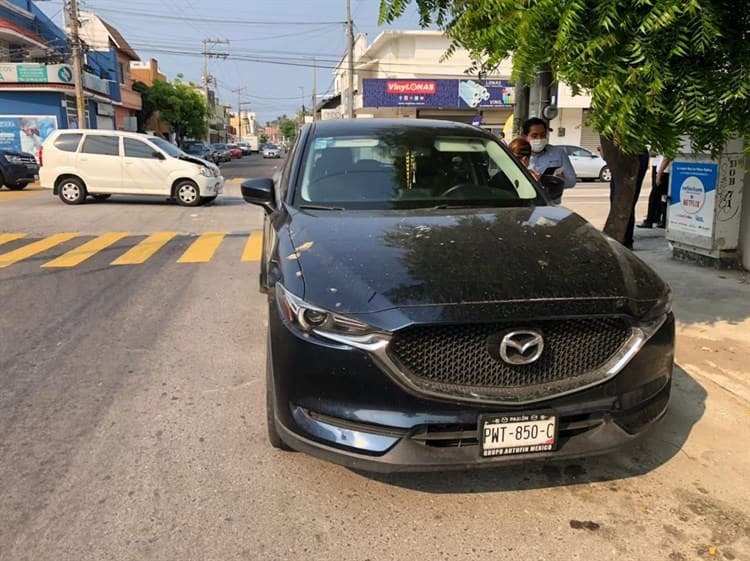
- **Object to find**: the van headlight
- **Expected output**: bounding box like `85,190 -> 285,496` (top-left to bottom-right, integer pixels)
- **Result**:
275,283 -> 389,349
198,165 -> 213,177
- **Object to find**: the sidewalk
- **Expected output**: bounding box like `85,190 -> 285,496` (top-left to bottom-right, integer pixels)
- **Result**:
566,187 -> 750,405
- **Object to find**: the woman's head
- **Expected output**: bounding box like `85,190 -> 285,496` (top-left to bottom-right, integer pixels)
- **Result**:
509,137 -> 532,167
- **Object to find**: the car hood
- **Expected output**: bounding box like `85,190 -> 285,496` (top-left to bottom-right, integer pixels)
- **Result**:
178,154 -> 217,170
285,206 -> 666,319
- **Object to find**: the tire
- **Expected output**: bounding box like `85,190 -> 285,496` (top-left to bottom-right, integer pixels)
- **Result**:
92,194 -> 111,201
599,166 -> 612,182
266,343 -> 292,451
58,177 -> 87,205
174,180 -> 201,206
201,195 -> 217,205
6,182 -> 28,191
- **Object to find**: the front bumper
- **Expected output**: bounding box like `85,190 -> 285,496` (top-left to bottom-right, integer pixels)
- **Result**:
197,175 -> 224,195
268,307 -> 675,473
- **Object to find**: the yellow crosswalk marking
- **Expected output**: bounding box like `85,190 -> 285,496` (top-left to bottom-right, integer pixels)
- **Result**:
0,233 -> 26,247
242,231 -> 263,262
0,233 -> 78,269
177,232 -> 226,263
111,231 -> 178,265
42,232 -> 130,268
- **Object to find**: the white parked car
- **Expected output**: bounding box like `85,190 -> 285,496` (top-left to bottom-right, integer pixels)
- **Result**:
560,145 -> 611,182
39,130 -> 224,206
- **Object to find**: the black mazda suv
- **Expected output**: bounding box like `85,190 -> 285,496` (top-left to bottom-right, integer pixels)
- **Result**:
241,119 -> 674,473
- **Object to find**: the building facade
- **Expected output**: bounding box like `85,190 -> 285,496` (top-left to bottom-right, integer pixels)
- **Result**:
77,11 -> 141,131
0,0 -> 114,155
129,58 -> 169,136
331,30 -> 597,150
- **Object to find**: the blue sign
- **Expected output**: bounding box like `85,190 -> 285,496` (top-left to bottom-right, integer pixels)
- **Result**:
0,116 -> 58,155
668,161 -> 718,238
363,78 -> 515,109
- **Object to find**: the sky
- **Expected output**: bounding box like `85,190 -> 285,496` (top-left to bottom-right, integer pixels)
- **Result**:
37,0 -> 427,124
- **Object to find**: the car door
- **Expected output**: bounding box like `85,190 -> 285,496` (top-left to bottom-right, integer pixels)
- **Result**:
76,134 -> 122,192
567,146 -> 598,179
122,137 -> 168,194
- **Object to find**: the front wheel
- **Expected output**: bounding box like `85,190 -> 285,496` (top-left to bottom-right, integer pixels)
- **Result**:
6,182 -> 28,191
174,180 -> 200,206
599,166 -> 612,182
58,177 -> 87,205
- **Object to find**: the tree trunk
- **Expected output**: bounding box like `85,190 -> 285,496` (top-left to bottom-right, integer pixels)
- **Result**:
600,136 -> 641,243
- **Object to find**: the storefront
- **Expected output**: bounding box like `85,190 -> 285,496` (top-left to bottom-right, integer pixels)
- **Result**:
360,78 -> 514,132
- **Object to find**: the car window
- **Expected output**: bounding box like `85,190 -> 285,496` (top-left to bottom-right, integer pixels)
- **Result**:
81,135 -> 120,156
124,138 -> 158,159
53,133 -> 83,152
296,133 -> 544,210
149,137 -> 182,158
571,147 -> 593,157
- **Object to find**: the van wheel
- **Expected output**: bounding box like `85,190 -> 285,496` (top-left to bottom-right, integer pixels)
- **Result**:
92,194 -> 111,201
174,180 -> 200,206
599,166 -> 612,182
58,177 -> 87,205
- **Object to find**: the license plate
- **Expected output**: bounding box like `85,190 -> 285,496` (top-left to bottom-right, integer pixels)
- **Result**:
480,413 -> 557,457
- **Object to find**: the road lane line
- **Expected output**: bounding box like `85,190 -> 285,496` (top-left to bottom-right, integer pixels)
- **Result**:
42,232 -> 130,268
177,232 -> 226,263
0,233 -> 78,269
241,231 -> 263,262
0,233 -> 26,247
111,231 -> 178,265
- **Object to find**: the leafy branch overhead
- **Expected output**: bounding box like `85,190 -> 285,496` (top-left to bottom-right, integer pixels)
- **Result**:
380,0 -> 750,159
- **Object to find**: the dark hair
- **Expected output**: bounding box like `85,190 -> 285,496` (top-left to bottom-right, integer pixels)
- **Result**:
508,137 -> 532,158
522,117 -> 548,136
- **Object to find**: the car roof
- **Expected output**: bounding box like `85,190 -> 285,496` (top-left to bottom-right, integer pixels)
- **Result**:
307,118 -> 493,139
52,129 -> 159,140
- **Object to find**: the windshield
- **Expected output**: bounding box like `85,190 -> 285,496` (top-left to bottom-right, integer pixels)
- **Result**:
295,132 -> 545,210
213,144 -> 226,150
265,144 -> 278,150
150,137 -> 182,158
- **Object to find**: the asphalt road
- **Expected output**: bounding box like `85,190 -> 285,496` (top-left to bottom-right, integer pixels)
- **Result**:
1,166 -> 748,561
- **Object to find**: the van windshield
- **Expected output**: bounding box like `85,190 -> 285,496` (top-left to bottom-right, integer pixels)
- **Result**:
149,137 -> 182,158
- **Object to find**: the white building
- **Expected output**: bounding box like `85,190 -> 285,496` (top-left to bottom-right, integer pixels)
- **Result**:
332,30 -> 599,150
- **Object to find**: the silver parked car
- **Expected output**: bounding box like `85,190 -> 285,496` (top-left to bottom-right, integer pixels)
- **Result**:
561,145 -> 611,182
262,144 -> 281,159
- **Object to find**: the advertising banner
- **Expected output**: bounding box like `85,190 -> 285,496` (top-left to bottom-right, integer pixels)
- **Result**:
667,162 -> 718,239
0,115 -> 58,155
363,78 -> 514,109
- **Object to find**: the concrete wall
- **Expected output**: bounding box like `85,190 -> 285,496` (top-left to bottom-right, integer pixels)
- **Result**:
740,155 -> 750,270
0,90 -> 67,126
549,108 -> 584,146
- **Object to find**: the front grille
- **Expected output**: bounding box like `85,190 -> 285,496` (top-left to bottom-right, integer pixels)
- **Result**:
388,318 -> 632,403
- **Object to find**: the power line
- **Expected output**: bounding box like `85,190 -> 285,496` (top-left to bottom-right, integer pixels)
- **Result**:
90,6 -> 346,26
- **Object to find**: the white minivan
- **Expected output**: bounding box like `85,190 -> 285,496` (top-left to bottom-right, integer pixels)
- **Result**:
39,130 -> 224,206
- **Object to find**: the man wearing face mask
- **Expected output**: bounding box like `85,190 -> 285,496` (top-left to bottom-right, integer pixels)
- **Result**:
523,117 -> 576,204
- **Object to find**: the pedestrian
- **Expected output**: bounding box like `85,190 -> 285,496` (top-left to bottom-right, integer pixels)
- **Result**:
637,155 -> 671,228
523,117 -> 576,204
610,149 -> 650,250
508,137 -> 539,179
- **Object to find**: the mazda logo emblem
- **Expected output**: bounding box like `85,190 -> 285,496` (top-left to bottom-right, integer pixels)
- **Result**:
499,330 -> 544,365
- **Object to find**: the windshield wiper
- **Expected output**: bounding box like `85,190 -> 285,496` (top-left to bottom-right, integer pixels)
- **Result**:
299,204 -> 346,211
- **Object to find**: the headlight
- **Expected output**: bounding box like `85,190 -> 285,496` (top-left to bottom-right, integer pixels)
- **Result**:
641,286 -> 673,323
275,283 -> 389,349
198,166 -> 212,177
4,154 -> 24,164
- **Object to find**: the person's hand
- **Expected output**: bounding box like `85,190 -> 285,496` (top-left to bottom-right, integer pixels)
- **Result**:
656,173 -> 663,186
529,170 -> 541,180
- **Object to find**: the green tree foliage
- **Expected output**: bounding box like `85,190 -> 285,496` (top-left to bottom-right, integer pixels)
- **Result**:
380,0 -> 750,241
137,78 -> 209,142
279,117 -> 298,142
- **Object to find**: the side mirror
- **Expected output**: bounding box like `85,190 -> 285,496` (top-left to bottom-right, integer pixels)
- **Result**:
241,177 -> 276,211
153,151 -> 165,160
539,174 -> 565,202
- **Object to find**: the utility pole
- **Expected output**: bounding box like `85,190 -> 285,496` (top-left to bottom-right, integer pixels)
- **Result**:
202,38 -> 230,142
67,0 -> 86,127
346,0 -> 354,119
312,56 -> 317,122
232,86 -> 246,140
